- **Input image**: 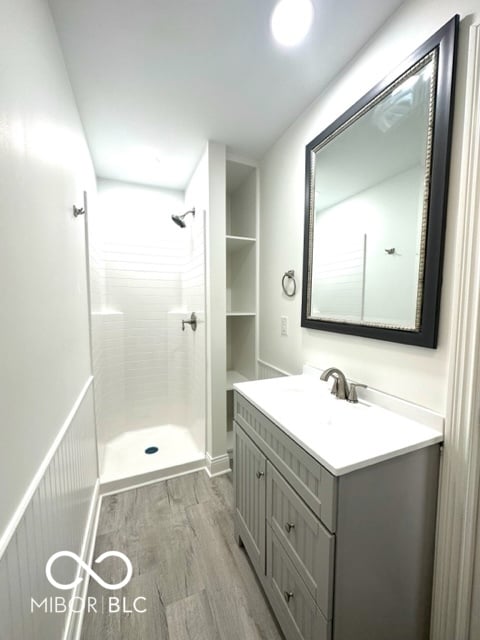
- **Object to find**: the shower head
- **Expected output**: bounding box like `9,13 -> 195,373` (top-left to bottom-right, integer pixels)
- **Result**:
171,208 -> 195,228
171,215 -> 186,228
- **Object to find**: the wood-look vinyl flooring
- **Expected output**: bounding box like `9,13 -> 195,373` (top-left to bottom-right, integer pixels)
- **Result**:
81,471 -> 283,640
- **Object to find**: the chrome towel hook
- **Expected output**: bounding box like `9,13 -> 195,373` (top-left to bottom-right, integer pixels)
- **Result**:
282,270 -> 296,297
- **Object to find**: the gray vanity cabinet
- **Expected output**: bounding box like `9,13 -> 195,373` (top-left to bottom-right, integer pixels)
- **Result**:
233,423 -> 266,575
233,392 -> 440,640
267,463 -> 334,618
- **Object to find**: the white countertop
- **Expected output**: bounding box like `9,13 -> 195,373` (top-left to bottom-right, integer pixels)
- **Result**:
233,374 -> 443,476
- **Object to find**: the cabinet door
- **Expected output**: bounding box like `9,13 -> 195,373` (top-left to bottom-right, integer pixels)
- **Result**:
266,525 -> 331,640
267,463 -> 334,619
234,422 -> 266,575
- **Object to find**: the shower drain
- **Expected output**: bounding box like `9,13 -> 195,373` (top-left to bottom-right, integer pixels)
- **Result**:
145,446 -> 159,455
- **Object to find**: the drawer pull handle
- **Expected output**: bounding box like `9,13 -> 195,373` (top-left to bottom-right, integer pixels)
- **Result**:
284,522 -> 295,533
284,590 -> 294,603
256,471 -> 265,479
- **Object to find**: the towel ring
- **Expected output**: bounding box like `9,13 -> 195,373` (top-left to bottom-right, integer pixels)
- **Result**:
282,270 -> 296,297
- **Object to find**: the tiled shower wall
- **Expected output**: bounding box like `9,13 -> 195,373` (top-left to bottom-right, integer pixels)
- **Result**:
89,179 -> 206,470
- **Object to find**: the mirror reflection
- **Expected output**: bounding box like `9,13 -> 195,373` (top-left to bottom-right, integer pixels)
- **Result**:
308,54 -> 435,330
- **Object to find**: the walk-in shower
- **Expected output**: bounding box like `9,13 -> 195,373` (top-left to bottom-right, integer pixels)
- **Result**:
88,180 -> 206,488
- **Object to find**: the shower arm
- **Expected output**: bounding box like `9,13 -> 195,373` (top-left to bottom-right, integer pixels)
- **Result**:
172,207 -> 195,228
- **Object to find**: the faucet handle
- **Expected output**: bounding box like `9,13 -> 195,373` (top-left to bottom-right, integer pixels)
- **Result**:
330,377 -> 339,396
348,383 -> 367,403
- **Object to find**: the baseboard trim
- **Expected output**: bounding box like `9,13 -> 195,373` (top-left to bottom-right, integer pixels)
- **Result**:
205,453 -> 231,477
64,478 -> 101,640
100,457 -> 207,496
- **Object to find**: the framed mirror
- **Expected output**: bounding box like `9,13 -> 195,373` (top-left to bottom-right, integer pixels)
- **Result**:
301,16 -> 458,348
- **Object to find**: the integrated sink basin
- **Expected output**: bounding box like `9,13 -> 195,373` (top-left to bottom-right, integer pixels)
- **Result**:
234,370 -> 443,475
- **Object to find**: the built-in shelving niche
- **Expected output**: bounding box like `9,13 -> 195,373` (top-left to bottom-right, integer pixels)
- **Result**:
225,158 -> 258,444
226,238 -> 256,315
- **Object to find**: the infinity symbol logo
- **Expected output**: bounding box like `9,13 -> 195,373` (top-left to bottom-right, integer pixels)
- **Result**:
46,551 -> 133,591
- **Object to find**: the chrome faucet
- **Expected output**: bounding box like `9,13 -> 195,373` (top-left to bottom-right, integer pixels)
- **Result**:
320,367 -> 367,403
320,367 -> 350,400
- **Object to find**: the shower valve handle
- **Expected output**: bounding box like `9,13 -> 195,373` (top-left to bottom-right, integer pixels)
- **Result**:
182,312 -> 198,332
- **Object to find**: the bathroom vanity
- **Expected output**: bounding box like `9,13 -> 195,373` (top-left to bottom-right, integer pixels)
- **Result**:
233,373 -> 443,640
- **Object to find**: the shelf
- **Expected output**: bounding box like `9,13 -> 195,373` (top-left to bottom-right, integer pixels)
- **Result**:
226,235 -> 256,242
226,235 -> 256,252
226,159 -> 255,195
226,312 -> 256,317
227,369 -> 249,390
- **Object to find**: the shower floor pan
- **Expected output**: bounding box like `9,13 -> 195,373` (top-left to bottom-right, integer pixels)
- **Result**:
100,424 -> 205,493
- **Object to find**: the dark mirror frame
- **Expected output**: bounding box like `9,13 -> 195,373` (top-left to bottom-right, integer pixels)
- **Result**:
301,15 -> 459,348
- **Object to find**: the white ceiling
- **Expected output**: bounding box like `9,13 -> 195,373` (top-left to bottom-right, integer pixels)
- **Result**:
48,0 -> 406,190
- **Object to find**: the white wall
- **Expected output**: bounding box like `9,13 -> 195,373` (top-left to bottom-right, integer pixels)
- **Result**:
0,1 -> 98,636
186,142 -> 227,462
259,0 -> 479,414
0,0 -> 97,539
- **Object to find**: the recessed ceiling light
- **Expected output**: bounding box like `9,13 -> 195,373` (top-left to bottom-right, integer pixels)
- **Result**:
271,0 -> 314,47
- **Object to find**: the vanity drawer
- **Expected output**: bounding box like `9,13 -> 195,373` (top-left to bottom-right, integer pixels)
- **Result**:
267,463 -> 334,619
235,393 -> 337,532
267,525 -> 331,640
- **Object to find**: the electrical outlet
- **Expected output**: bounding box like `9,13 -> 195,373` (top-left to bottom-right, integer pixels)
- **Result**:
281,316 -> 288,336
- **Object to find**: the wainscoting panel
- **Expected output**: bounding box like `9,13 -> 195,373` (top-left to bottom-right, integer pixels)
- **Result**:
257,359 -> 290,380
0,379 -> 98,640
